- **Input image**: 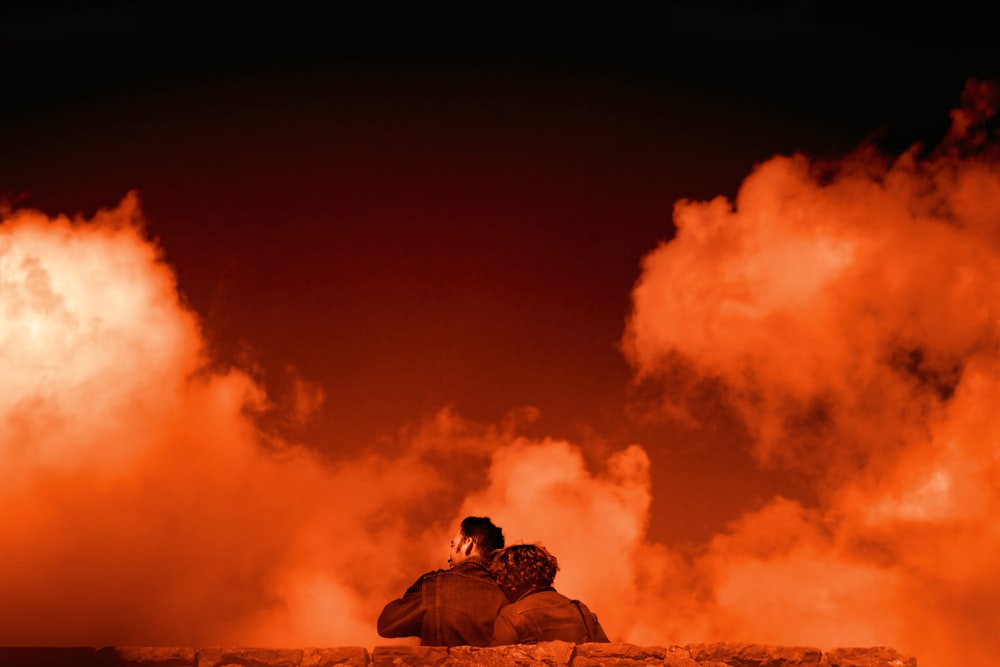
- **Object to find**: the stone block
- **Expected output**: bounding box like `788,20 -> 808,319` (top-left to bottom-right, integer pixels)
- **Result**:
687,643 -> 822,667
197,647 -> 305,667
370,646 -> 448,667
447,641 -> 575,666
0,647 -> 99,666
821,647 -> 917,667
98,646 -> 197,666
301,647 -> 370,667
0,642 -> 921,667
574,642 -> 667,666
661,646 -> 700,667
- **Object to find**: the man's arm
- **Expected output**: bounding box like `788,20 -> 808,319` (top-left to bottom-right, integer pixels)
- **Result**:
377,578 -> 425,639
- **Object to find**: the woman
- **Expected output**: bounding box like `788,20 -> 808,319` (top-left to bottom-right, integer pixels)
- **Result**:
489,543 -> 610,645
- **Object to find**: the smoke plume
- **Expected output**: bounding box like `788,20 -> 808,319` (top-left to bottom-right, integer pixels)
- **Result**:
4,81 -> 997,667
0,200 -> 660,647
623,80 -> 1000,667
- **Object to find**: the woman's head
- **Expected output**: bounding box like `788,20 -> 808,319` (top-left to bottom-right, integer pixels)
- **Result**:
490,543 -> 559,601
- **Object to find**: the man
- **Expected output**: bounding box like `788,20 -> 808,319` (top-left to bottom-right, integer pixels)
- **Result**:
377,516 -> 508,646
489,543 -> 610,645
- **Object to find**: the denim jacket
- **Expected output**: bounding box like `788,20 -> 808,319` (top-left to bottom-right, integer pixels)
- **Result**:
377,557 -> 508,647
491,587 -> 610,645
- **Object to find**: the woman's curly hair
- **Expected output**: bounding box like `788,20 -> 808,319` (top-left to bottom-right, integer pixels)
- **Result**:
490,543 -> 560,593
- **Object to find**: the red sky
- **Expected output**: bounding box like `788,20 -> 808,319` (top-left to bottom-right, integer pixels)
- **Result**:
2,5 -> 999,666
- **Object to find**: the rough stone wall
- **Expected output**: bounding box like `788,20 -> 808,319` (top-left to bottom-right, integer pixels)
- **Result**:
0,643 -> 918,667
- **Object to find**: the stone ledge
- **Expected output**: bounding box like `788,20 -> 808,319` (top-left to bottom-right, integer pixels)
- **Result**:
0,643 -> 917,667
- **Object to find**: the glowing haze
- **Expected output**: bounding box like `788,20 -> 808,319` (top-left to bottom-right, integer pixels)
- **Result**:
2,83 -> 999,667
0,196 -> 659,648
625,80 -> 1000,667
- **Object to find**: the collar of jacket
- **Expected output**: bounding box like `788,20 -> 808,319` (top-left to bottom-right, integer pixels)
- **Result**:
456,556 -> 493,572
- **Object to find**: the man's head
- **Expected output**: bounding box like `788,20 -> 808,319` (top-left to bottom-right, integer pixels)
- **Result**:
448,516 -> 505,568
489,543 -> 559,601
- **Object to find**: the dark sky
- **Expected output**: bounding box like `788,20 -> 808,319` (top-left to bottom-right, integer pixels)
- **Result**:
3,2 -> 998,546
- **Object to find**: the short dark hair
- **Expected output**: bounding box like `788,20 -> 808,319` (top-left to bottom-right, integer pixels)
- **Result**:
460,516 -> 505,554
490,543 -> 559,594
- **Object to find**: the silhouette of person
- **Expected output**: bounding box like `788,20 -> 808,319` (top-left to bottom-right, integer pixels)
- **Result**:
377,516 -> 508,646
489,543 -> 610,645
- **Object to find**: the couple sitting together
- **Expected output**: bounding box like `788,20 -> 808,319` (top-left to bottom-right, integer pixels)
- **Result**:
377,516 -> 610,647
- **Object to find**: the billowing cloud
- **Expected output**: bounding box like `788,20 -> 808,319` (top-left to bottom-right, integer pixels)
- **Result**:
7,80 -> 998,667
623,80 -> 1000,667
458,440 -> 649,637
0,196 -> 481,646
0,198 -> 665,649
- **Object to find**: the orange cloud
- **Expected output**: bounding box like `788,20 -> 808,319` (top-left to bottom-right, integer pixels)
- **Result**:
0,197 -> 481,646
0,198 -> 668,649
6,81 -> 998,667
623,81 -> 1000,667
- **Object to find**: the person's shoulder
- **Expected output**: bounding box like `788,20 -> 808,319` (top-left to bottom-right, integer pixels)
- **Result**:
403,567 -> 449,589
539,587 -> 570,601
497,596 -> 535,618
495,602 -> 519,618
508,588 -> 567,611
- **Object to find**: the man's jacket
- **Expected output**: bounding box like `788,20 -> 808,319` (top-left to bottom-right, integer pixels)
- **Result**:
377,558 -> 508,647
491,587 -> 610,645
